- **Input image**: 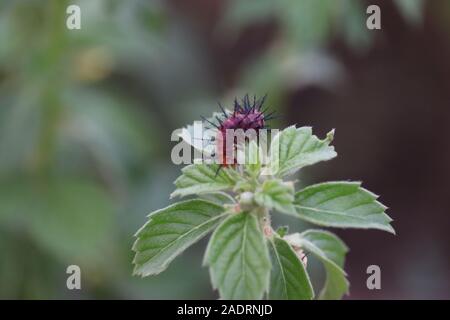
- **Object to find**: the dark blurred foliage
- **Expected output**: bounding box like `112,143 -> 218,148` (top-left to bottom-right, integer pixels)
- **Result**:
0,0 -> 448,299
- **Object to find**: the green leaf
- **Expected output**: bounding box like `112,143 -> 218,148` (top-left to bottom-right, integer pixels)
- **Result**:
254,179 -> 296,215
294,182 -> 395,234
285,230 -> 349,300
204,212 -> 271,299
200,192 -> 236,206
268,236 -> 314,300
270,126 -> 336,177
275,225 -> 289,237
133,199 -> 227,276
171,164 -> 240,198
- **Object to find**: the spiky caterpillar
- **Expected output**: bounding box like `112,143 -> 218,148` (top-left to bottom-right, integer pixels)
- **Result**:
202,95 -> 275,168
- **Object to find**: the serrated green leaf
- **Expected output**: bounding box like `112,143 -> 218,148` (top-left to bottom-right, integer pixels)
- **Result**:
254,179 -> 296,214
285,230 -> 349,300
293,181 -> 395,233
200,192 -> 236,206
204,212 -> 271,299
133,199 -> 227,277
171,164 -> 240,198
270,126 -> 336,177
233,180 -> 254,193
268,236 -> 314,300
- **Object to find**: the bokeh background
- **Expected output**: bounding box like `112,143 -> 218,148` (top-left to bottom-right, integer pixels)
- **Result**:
1,0 -> 449,299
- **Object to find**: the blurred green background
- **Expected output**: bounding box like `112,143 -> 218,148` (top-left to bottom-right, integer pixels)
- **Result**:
1,0 -> 449,299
